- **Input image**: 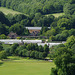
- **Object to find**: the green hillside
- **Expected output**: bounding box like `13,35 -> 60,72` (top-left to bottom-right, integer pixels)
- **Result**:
0,7 -> 64,17
0,7 -> 23,15
0,0 -> 71,15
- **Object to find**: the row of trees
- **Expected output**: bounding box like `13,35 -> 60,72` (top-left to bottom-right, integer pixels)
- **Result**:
5,43 -> 49,59
0,42 -> 49,60
50,35 -> 75,75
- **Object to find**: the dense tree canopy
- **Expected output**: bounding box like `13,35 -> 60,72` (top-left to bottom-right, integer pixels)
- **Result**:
0,0 -> 75,38
0,42 -> 3,51
9,23 -> 25,35
64,3 -> 75,15
6,43 -> 49,59
0,42 -> 7,60
0,0 -> 71,15
65,35 -> 75,48
0,11 -> 10,26
0,22 -> 8,35
50,36 -> 75,75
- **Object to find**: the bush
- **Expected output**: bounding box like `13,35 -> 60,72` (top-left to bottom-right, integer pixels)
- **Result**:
0,51 -> 7,60
16,37 -> 21,39
50,68 -> 57,75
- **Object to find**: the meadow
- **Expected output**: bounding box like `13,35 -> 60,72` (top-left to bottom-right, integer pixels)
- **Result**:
52,13 -> 65,17
46,13 -> 65,18
0,7 -> 23,15
0,56 -> 55,75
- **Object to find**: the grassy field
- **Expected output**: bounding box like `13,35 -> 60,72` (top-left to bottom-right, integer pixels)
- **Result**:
52,13 -> 65,17
0,56 -> 55,75
0,7 -> 24,15
46,13 -> 65,18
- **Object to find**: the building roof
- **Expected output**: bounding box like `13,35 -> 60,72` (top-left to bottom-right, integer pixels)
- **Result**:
26,27 -> 42,30
0,39 -> 42,44
26,27 -> 51,30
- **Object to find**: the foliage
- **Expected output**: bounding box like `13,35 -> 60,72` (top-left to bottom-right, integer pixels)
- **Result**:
40,27 -> 49,35
64,3 -> 75,15
50,36 -> 75,75
0,51 -> 7,60
49,44 -> 65,59
0,11 -> 10,26
57,18 -> 71,29
50,68 -> 57,75
0,42 -> 7,60
0,0 -> 68,15
65,35 -> 75,48
31,13 -> 54,27
10,43 -> 19,55
46,14 -> 75,41
71,44 -> 75,54
0,0 -> 75,40
16,37 -> 21,39
50,47 -> 75,75
0,22 -> 8,35
0,42 -> 3,51
0,3 -> 74,37
7,43 -> 49,59
9,23 -> 24,35
0,34 -> 7,39
9,23 -> 30,35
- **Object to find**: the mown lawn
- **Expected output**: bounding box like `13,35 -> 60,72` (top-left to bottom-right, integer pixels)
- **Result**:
0,56 -> 55,75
